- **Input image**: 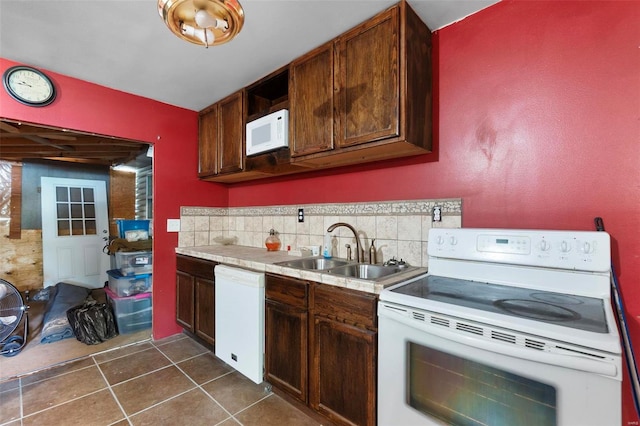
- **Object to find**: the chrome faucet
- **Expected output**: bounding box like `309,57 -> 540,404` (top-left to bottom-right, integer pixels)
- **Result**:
327,222 -> 364,262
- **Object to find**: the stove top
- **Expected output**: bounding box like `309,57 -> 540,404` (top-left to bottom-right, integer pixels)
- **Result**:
379,228 -> 620,353
389,275 -> 608,333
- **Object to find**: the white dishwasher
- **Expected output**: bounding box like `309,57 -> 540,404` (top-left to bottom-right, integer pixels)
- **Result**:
214,264 -> 265,384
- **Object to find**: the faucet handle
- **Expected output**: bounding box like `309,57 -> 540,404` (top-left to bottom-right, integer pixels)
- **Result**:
383,257 -> 398,266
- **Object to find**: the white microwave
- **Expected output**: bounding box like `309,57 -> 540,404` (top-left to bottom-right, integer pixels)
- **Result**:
245,109 -> 289,156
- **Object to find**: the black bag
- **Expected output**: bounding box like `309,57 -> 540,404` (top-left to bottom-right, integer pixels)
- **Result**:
66,299 -> 118,345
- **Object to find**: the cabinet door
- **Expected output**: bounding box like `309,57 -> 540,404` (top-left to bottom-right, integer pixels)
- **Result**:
195,277 -> 215,346
310,316 -> 377,426
217,91 -> 244,174
335,6 -> 399,148
290,42 -> 334,157
198,106 -> 218,177
176,270 -> 195,331
265,300 -> 308,403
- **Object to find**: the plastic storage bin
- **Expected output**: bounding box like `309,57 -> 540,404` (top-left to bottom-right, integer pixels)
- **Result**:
116,219 -> 150,240
107,269 -> 152,297
104,287 -> 152,334
114,251 -> 153,276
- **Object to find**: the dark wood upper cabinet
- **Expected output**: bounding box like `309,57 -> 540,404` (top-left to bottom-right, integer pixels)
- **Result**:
198,1 -> 432,182
217,91 -> 244,175
293,1 -> 431,169
198,106 -> 218,177
197,90 -> 244,178
335,6 -> 399,148
290,42 -> 335,157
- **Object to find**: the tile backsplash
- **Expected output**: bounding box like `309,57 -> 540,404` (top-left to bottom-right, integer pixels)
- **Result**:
179,199 -> 462,268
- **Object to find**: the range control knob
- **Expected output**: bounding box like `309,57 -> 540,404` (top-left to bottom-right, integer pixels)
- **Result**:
436,236 -> 445,245
560,240 -> 572,253
538,240 -> 551,251
449,236 -> 458,246
580,241 -> 595,254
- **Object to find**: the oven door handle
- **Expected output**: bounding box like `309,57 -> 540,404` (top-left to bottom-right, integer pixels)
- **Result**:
380,304 -> 619,378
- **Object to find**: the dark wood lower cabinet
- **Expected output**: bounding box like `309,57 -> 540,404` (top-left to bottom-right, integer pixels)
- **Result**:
265,273 -> 378,426
265,300 -> 308,402
194,276 -> 215,345
310,316 -> 377,426
265,274 -> 308,403
176,255 -> 216,347
176,270 -> 195,330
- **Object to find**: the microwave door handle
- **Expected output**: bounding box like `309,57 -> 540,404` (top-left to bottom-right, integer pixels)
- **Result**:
381,305 -> 618,377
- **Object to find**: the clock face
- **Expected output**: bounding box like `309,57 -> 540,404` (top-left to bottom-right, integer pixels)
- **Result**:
3,66 -> 56,106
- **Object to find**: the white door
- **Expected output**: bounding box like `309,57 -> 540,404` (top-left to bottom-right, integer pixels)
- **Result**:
41,177 -> 110,288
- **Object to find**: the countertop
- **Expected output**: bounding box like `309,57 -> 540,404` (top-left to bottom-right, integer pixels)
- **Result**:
175,245 -> 427,294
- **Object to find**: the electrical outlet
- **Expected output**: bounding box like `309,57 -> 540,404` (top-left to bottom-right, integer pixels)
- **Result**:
432,206 -> 442,222
298,208 -> 304,223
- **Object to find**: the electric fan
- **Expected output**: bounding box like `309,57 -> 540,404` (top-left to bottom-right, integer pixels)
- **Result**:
0,279 -> 28,357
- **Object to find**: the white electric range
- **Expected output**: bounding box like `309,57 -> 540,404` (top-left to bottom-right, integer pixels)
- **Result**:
378,228 -> 621,426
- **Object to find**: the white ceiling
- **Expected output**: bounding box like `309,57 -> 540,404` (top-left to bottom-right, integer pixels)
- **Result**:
0,0 -> 498,112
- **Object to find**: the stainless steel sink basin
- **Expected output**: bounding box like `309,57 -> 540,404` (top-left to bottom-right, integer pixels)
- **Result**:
275,257 -> 351,270
327,263 -> 405,280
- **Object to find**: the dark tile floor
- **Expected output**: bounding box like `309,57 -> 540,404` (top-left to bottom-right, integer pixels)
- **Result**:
0,334 -> 323,426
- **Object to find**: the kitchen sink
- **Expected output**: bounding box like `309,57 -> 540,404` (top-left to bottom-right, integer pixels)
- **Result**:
275,257 -> 351,270
326,264 -> 406,281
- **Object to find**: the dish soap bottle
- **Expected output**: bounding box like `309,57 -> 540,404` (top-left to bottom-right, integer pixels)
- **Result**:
265,229 -> 281,251
323,232 -> 333,258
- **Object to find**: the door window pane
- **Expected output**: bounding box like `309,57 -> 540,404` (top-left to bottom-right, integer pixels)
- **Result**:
56,186 -> 68,202
84,204 -> 95,218
70,203 -> 83,218
83,187 -> 95,202
70,187 -> 82,202
85,220 -> 97,235
57,204 -> 69,219
408,342 -> 556,426
57,220 -> 70,236
71,220 -> 84,235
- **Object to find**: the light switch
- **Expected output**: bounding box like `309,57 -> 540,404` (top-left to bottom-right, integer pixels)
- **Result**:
167,219 -> 181,232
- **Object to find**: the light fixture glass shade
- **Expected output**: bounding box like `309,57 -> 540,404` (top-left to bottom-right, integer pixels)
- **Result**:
158,0 -> 244,47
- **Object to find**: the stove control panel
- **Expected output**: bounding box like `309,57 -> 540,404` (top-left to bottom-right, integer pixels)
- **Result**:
428,228 -> 611,272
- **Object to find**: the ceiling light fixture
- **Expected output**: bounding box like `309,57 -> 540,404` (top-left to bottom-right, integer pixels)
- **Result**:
157,0 -> 244,48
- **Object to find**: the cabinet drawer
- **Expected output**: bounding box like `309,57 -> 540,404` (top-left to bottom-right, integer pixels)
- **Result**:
176,255 -> 215,280
312,284 -> 377,330
266,274 -> 308,309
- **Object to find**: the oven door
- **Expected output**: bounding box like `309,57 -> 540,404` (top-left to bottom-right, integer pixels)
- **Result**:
378,301 -> 621,426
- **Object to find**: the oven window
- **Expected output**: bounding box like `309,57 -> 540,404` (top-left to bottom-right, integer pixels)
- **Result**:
408,342 -> 556,425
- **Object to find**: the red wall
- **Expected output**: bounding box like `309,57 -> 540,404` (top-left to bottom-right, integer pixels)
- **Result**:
0,57 -> 228,341
1,0 -> 638,421
228,1 -> 640,422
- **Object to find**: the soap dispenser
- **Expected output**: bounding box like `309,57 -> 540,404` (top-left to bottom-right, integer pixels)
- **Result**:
323,233 -> 333,258
369,239 -> 377,264
265,229 -> 281,251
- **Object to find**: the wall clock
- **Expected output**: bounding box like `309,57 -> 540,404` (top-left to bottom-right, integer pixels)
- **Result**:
3,65 -> 56,107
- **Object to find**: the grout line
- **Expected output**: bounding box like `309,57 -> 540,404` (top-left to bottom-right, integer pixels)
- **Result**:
230,392 -> 273,418
18,363 -> 96,387
108,364 -> 176,387
20,386 -> 109,419
1,336 -> 153,383
153,342 -> 238,422
10,334 -> 310,426
19,376 -> 24,424
125,387 -> 197,419
93,356 -> 132,425
93,339 -> 154,365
